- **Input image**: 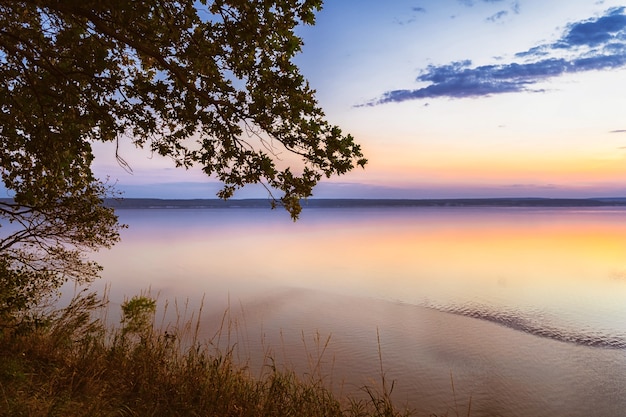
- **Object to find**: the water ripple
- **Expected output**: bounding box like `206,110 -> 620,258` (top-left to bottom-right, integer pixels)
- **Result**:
423,302 -> 626,349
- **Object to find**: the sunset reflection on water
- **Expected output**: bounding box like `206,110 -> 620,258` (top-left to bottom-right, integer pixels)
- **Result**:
84,206 -> 626,416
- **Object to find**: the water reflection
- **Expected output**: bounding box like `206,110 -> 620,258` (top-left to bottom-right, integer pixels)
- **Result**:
86,206 -> 626,417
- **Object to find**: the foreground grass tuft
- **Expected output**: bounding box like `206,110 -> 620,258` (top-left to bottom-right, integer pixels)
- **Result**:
0,292 -> 418,417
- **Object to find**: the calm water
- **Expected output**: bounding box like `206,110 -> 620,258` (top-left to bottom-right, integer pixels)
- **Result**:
81,206 -> 626,416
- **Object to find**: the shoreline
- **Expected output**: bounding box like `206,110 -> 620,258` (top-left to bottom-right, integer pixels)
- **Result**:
100,197 -> 626,209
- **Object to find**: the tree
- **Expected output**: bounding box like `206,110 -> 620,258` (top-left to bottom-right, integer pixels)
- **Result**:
0,187 -> 119,322
0,0 -> 366,313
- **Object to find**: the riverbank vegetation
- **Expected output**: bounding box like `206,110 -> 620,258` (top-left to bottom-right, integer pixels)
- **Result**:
0,292 -> 442,417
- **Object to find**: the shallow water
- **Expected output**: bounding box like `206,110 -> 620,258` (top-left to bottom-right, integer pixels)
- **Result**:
80,206 -> 626,416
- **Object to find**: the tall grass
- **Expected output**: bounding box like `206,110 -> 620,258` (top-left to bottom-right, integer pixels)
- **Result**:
0,291 -> 424,417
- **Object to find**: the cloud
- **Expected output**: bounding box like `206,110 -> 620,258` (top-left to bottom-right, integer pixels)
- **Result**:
364,7 -> 626,105
394,6 -> 426,25
486,10 -> 508,22
554,7 -> 626,48
610,129 -> 626,133
394,17 -> 417,25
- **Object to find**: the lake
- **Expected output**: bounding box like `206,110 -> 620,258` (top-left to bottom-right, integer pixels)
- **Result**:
79,205 -> 626,416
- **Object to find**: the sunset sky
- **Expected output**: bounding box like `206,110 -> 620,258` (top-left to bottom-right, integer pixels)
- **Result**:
90,1 -> 626,198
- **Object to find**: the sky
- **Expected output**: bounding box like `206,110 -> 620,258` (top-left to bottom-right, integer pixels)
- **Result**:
85,1 -> 626,198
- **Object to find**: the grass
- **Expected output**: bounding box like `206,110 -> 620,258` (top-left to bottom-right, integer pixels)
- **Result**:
0,291 -> 427,417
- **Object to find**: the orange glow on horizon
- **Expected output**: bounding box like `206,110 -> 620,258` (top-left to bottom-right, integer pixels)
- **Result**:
345,136 -> 626,189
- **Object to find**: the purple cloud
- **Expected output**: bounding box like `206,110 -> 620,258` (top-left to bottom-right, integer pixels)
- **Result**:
555,7 -> 626,48
364,7 -> 626,105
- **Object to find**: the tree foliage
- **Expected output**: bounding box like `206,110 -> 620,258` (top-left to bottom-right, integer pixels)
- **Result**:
0,0 -> 366,312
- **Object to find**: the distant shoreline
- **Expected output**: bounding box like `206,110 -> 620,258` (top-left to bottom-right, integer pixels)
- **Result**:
4,197 -> 626,209
98,197 -> 626,209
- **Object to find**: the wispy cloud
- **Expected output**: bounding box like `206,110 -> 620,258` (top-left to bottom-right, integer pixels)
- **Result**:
394,6 -> 427,26
364,7 -> 626,105
486,10 -> 508,22
511,1 -> 520,14
610,129 -> 626,133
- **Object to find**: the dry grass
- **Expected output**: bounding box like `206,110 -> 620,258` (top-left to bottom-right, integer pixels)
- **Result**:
0,291 -> 420,417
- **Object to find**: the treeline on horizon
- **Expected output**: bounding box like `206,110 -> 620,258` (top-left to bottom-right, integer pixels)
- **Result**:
3,197 -> 626,210
104,197 -> 626,209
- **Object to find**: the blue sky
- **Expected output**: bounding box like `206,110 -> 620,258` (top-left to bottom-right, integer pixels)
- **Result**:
6,0 -> 626,200
292,0 -> 626,198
